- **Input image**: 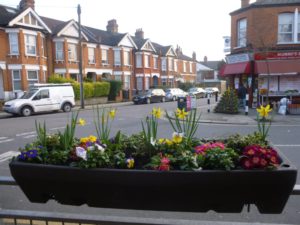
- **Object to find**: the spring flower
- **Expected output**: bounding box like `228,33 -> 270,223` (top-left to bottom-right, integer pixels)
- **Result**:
80,137 -> 89,144
176,108 -> 189,119
75,146 -> 87,160
158,157 -> 170,171
26,149 -> 38,159
109,109 -> 116,119
18,152 -> 27,160
172,132 -> 183,144
257,104 -> 272,118
126,158 -> 135,169
152,107 -> 162,119
78,118 -> 86,126
95,143 -> 105,152
88,135 -> 97,143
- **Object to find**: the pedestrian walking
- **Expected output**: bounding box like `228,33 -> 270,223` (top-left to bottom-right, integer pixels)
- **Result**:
238,83 -> 247,108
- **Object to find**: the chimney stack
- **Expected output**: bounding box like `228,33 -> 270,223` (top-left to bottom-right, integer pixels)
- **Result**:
192,51 -> 197,61
106,19 -> 118,33
241,0 -> 250,8
204,56 -> 208,64
19,0 -> 35,10
135,28 -> 144,39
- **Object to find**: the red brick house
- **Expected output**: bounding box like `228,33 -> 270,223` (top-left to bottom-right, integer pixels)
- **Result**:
0,0 -> 197,101
222,0 -> 300,107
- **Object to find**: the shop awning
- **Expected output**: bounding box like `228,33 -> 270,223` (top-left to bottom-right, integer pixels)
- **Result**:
255,59 -> 300,75
220,62 -> 251,76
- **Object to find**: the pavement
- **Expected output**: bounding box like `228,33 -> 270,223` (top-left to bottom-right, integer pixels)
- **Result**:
0,101 -> 300,125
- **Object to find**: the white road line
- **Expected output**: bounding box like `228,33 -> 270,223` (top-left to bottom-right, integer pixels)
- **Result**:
16,131 -> 36,137
23,135 -> 37,139
274,144 -> 300,147
0,151 -> 19,163
0,138 -> 14,144
50,127 -> 66,131
0,137 -> 7,140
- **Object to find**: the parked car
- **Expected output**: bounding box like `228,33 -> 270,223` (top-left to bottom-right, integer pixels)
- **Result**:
3,83 -> 75,117
165,88 -> 188,101
188,87 -> 206,98
205,87 -> 220,96
132,88 -> 166,104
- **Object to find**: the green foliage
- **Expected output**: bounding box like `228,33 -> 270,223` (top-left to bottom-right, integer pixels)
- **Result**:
94,107 -> 116,144
107,80 -> 122,101
94,82 -> 110,97
178,82 -> 194,92
48,74 -> 74,84
214,88 -> 239,114
84,82 -> 94,99
72,82 -> 80,100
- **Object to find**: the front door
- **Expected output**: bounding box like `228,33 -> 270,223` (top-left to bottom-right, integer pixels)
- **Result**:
0,70 -> 4,100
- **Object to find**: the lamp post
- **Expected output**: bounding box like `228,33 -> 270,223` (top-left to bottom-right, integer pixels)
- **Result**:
77,4 -> 84,109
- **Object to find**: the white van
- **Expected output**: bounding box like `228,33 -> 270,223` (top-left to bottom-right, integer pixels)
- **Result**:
3,83 -> 75,116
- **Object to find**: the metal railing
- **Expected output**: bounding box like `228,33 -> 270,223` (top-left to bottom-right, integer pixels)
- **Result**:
1,176 -> 299,225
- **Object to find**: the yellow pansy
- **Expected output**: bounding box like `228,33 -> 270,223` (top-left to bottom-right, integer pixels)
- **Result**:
176,108 -> 189,119
109,109 -> 116,119
257,104 -> 272,117
78,118 -> 86,126
126,158 -> 135,169
172,132 -> 183,144
152,107 -> 162,119
158,138 -> 166,144
80,137 -> 89,144
88,135 -> 97,142
165,139 -> 173,146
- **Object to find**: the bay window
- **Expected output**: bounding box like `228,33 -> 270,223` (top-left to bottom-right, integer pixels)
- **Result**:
161,58 -> 167,71
25,34 -> 36,55
101,49 -> 108,64
88,47 -> 95,64
153,56 -> 158,69
55,42 -> 64,60
114,50 -> 121,66
237,18 -> 247,47
9,33 -> 19,55
68,43 -> 77,61
278,13 -> 294,43
144,54 -> 150,68
124,51 -> 130,66
136,54 -> 142,68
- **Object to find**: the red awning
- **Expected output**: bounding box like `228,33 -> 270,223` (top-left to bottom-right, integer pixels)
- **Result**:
255,59 -> 300,75
220,62 -> 251,76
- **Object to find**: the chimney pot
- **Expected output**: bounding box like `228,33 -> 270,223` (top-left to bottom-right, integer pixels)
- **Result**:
241,0 -> 250,8
135,28 -> 144,39
106,19 -> 118,33
19,0 -> 35,10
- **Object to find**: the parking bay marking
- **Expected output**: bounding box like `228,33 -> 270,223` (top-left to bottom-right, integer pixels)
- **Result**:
0,138 -> 14,144
0,151 -> 19,163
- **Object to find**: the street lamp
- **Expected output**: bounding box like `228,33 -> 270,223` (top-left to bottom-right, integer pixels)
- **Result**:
77,4 -> 84,109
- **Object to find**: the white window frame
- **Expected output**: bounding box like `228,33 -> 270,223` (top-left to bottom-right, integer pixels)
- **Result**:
55,42 -> 64,61
189,62 -> 193,72
161,78 -> 167,86
101,49 -> 108,64
123,51 -> 130,66
68,43 -> 77,61
168,58 -> 173,71
41,37 -> 45,57
237,18 -> 247,47
9,33 -> 19,55
137,77 -> 143,90
114,49 -> 121,66
124,75 -> 130,90
27,70 -> 39,87
183,61 -> 186,72
153,56 -> 158,69
12,70 -> 21,91
88,47 -> 95,64
144,54 -> 150,68
145,77 -> 150,90
161,58 -> 167,71
174,60 -> 177,72
136,53 -> 142,68
278,13 -> 294,43
25,34 -> 37,56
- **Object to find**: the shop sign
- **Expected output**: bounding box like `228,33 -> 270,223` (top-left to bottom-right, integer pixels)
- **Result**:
226,53 -> 251,64
255,51 -> 300,60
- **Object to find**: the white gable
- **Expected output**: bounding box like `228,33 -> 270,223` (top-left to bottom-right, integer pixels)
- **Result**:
64,25 -> 79,38
118,33 -> 137,49
166,47 -> 176,57
141,40 -> 156,52
8,7 -> 51,33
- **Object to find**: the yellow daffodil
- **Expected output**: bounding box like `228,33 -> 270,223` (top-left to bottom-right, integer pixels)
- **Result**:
172,132 -> 183,144
88,135 -> 97,142
257,105 -> 272,118
158,138 -> 165,144
109,109 -> 116,119
176,108 -> 189,119
126,158 -> 135,169
78,118 -> 86,126
165,139 -> 173,146
152,107 -> 162,119
80,137 -> 89,144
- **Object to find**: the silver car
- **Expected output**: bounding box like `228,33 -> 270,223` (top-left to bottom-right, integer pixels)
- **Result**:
165,88 -> 188,101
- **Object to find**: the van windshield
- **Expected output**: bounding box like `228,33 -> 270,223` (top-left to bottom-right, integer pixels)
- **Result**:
20,88 -> 38,99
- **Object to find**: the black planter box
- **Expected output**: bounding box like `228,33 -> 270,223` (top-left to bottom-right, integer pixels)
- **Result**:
9,155 -> 297,214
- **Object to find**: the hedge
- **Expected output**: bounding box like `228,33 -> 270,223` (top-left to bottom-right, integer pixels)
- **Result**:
48,74 -> 75,84
107,80 -> 122,101
71,82 -> 110,100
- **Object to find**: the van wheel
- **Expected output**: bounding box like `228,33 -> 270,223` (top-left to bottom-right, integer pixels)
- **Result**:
62,103 -> 72,112
21,106 -> 32,117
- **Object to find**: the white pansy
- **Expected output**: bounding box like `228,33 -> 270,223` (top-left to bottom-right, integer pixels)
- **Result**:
95,143 -> 105,152
150,137 -> 156,146
172,132 -> 184,138
75,147 -> 87,160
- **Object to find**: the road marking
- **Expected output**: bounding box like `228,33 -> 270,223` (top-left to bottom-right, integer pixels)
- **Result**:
16,131 -> 36,137
0,136 -> 7,140
0,138 -> 14,143
50,126 -> 67,131
274,144 -> 300,147
23,134 -> 37,139
0,151 -> 19,163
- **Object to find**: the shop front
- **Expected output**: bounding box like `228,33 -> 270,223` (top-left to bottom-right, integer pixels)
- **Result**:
254,52 -> 300,110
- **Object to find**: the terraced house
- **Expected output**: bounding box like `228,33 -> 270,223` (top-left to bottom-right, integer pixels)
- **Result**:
0,0 -> 197,101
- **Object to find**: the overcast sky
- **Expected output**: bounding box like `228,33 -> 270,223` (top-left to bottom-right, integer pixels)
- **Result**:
0,0 -> 248,61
